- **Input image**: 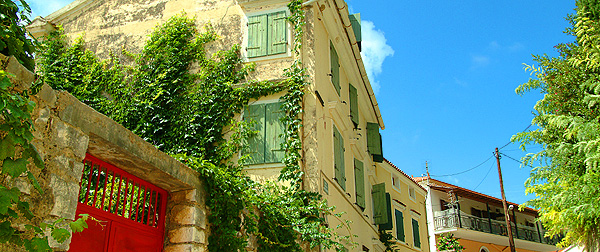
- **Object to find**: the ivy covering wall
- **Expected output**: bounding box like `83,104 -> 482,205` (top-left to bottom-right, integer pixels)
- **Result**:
37,1 -> 351,251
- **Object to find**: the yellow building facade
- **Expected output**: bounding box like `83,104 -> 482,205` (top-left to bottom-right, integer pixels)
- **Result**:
28,0 -> 430,251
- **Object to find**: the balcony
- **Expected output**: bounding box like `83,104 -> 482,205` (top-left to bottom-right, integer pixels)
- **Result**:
433,209 -> 560,245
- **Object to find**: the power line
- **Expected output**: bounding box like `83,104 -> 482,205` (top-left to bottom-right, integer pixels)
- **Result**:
430,154 -> 494,177
498,124 -> 532,150
500,152 -> 535,169
472,159 -> 495,191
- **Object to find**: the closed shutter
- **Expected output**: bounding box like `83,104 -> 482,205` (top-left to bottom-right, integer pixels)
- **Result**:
395,210 -> 405,242
244,104 -> 265,164
330,41 -> 340,95
367,122 -> 383,162
333,126 -> 346,190
379,193 -> 393,230
354,159 -> 365,209
268,11 -> 287,55
349,84 -> 359,126
248,14 -> 268,57
412,218 -> 421,248
372,183 -> 388,224
265,102 -> 285,163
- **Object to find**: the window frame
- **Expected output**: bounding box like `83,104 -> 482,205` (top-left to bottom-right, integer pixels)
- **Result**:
411,216 -> 421,249
244,8 -> 291,60
242,99 -> 286,166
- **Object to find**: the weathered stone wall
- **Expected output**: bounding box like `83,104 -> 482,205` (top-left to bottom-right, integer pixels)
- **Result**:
0,54 -> 209,251
40,0 -> 292,82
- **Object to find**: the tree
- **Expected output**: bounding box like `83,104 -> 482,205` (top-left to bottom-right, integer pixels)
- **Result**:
514,1 -> 600,251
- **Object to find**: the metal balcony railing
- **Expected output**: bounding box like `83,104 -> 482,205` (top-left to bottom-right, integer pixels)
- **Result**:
433,210 -> 561,245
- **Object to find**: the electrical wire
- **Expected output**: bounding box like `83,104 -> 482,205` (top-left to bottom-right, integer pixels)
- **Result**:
472,160 -> 495,191
430,154 -> 494,177
500,152 -> 535,168
498,124 -> 532,150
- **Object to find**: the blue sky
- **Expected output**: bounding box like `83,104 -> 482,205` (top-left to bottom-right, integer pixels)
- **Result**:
28,0 -> 577,205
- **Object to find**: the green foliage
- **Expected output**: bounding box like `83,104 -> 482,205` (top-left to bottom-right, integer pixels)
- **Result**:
513,0 -> 600,250
38,2 -> 351,250
436,233 -> 464,252
0,0 -> 36,71
0,70 -> 83,251
378,231 -> 399,252
0,1 -> 90,250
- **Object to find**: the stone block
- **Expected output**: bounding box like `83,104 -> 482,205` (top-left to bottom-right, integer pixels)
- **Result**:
164,243 -> 205,252
33,107 -> 50,139
169,189 -> 203,204
43,218 -> 72,251
168,226 -> 206,244
4,55 -> 34,92
169,205 -> 206,228
49,174 -> 80,220
51,119 -> 89,159
51,155 -> 85,181
38,84 -> 57,107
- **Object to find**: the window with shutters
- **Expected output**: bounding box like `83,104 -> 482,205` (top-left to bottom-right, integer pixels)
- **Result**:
367,122 -> 383,162
330,41 -> 340,95
349,84 -> 359,127
247,11 -> 288,58
354,158 -> 365,210
395,209 -> 405,242
412,218 -> 421,248
243,101 -> 285,165
372,183 -> 392,230
333,125 -> 346,190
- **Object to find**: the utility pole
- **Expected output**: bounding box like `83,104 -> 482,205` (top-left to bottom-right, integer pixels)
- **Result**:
495,147 -> 516,252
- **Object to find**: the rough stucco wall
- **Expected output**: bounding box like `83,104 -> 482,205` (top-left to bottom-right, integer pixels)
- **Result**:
54,0 -> 291,82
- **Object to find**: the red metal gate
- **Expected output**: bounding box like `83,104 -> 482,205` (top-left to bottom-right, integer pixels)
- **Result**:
69,154 -> 168,252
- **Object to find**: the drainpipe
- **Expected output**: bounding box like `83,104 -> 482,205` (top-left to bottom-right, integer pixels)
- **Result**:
425,174 -> 437,252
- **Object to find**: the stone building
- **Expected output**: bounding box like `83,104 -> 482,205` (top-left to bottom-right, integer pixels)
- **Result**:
28,0 -> 429,251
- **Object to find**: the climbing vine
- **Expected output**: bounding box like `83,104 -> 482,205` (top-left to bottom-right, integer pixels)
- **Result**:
38,0 -> 350,251
0,1 -> 88,251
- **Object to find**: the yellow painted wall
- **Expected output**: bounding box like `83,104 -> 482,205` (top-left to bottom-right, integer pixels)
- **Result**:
376,162 -> 430,252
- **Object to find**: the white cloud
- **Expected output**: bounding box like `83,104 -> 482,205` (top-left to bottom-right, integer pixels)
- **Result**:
360,20 -> 394,95
28,0 -> 71,18
470,54 -> 490,69
487,41 -> 524,52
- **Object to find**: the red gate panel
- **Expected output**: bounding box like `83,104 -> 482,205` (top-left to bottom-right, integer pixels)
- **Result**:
69,154 -> 168,252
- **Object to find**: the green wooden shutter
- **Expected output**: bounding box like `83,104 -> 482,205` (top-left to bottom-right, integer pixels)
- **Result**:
333,126 -> 345,190
248,14 -> 268,57
379,193 -> 393,230
244,104 -> 265,164
348,13 -> 361,43
354,159 -> 365,209
330,41 -> 340,95
367,122 -> 383,162
412,218 -> 421,248
265,102 -> 284,163
372,183 -> 388,224
268,11 -> 287,55
349,84 -> 359,126
395,210 -> 405,242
